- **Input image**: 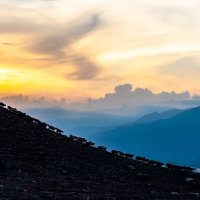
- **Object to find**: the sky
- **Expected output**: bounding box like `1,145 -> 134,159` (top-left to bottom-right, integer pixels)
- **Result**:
0,0 -> 200,101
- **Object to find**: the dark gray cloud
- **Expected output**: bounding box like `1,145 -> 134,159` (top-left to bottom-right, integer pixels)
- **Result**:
159,56 -> 200,78
29,14 -> 101,56
28,14 -> 102,80
70,55 -> 101,80
114,84 -> 132,94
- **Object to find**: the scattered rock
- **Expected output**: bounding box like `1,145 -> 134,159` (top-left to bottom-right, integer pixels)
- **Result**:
171,192 -> 180,196
185,192 -> 200,198
185,177 -> 194,183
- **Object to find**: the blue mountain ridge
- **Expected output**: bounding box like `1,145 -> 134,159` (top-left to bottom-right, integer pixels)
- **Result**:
92,106 -> 200,167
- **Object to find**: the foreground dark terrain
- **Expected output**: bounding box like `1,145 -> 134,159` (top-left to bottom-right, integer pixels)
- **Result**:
0,104 -> 200,200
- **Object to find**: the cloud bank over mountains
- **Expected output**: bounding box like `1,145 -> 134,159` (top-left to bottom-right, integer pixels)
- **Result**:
83,84 -> 191,112
1,84 -> 197,139
1,83 -> 198,115
95,83 -> 190,104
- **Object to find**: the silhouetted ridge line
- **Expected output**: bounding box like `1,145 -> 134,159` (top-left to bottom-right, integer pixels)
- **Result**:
0,102 -> 195,170
1,103 -> 64,134
0,102 -> 200,200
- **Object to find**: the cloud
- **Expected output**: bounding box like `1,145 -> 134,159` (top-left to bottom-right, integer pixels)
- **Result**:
0,0 -> 55,6
86,84 -> 191,111
28,13 -> 102,80
0,94 -> 68,109
0,5 -> 102,80
29,14 -> 101,56
0,8 -> 50,34
151,5 -> 196,29
0,19 -> 41,34
69,55 -> 101,80
0,0 -> 57,34
1,95 -> 33,108
20,0 -> 54,1
0,42 -> 16,45
114,84 -> 132,94
159,56 -> 200,78
0,84 -> 195,116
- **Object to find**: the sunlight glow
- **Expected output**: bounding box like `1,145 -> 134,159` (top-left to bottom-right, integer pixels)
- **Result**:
0,0 -> 200,98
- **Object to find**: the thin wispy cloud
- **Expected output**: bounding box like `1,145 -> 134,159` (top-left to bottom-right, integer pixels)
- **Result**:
29,14 -> 101,56
28,13 -> 102,80
0,42 -> 16,45
69,54 -> 101,80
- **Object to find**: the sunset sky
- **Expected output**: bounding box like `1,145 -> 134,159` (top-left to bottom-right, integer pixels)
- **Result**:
0,0 -> 200,100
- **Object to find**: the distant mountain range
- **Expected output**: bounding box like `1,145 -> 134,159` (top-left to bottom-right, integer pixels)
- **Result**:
133,108 -> 183,125
25,107 -> 137,137
25,105 -> 173,138
92,106 -> 200,167
79,108 -> 183,138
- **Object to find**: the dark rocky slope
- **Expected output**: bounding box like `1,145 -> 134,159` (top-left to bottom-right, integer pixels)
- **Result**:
0,104 -> 200,200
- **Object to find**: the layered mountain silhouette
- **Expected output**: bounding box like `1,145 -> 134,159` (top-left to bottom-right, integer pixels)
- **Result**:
133,108 -> 183,125
25,107 -> 138,138
77,108 -> 183,140
42,107 -> 183,139
93,106 -> 200,167
0,103 -> 200,199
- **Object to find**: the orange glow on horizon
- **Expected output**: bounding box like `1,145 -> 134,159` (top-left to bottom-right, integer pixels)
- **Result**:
0,0 -> 200,100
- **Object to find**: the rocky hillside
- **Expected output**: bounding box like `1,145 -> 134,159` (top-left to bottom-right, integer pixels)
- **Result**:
0,103 -> 200,200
